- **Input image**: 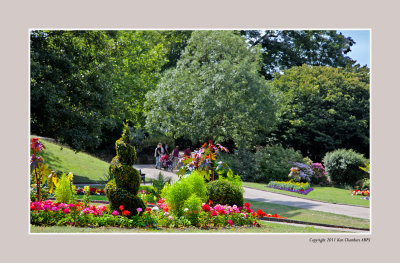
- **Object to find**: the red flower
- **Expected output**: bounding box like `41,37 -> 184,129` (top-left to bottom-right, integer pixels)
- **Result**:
119,205 -> 124,211
145,207 -> 152,212
163,206 -> 169,212
256,209 -> 267,218
244,202 -> 251,208
252,221 -> 257,226
211,211 -> 218,216
227,220 -> 233,226
122,210 -> 130,216
202,204 -> 211,212
208,200 -> 213,205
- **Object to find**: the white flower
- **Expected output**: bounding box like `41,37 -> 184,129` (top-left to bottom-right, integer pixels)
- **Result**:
152,206 -> 159,211
184,208 -> 189,212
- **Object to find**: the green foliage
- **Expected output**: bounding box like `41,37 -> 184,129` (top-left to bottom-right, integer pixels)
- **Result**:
151,172 -> 172,196
240,30 -> 357,80
217,150 -> 257,182
271,65 -> 370,161
219,170 -> 244,193
106,124 -> 144,214
254,145 -> 305,183
163,172 -> 208,217
146,30 -> 276,149
183,194 -> 203,226
323,149 -> 368,187
30,185 -> 49,202
30,30 -> 168,152
54,174 -> 75,203
207,180 -> 244,206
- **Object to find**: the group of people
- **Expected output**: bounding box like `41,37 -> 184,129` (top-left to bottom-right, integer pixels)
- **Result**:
154,143 -> 192,170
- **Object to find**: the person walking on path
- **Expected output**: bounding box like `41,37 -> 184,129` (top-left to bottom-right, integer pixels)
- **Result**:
154,143 -> 163,169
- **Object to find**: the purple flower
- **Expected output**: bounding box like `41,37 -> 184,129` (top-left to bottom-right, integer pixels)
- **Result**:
136,207 -> 143,213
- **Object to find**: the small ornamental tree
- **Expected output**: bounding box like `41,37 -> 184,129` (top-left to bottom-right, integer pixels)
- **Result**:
30,138 -> 52,201
105,123 -> 145,216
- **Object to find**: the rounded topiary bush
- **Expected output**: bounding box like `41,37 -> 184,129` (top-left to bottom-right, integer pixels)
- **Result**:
323,149 -> 368,187
105,179 -> 145,214
207,180 -> 243,206
105,123 -> 144,215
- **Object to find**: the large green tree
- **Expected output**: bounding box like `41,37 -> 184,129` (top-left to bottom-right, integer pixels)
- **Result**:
30,30 -> 168,152
270,65 -> 370,161
145,31 -> 276,148
240,30 -> 356,79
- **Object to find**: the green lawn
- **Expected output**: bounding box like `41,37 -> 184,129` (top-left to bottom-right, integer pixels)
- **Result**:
243,182 -> 370,207
32,136 -> 110,184
30,221 -> 347,233
245,199 -> 369,229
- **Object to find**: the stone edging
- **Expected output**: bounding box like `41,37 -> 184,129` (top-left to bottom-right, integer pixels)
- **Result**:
244,186 -> 370,208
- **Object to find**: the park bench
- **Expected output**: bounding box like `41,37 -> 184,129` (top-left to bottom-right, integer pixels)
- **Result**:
139,169 -> 146,185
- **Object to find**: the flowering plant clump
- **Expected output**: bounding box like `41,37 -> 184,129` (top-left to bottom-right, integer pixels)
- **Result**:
138,189 -> 159,205
177,140 -> 229,181
76,187 -> 105,195
310,163 -> 330,186
267,180 -> 313,195
351,190 -> 370,197
288,162 -> 313,182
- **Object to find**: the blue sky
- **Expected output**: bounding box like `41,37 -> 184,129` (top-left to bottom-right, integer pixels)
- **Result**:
337,30 -> 370,68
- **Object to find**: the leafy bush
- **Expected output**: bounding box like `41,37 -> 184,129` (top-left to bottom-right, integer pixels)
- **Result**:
217,149 -> 257,182
163,172 -> 207,217
310,163 -> 330,186
54,174 -> 75,203
254,144 -> 304,183
288,162 -> 313,182
152,172 -> 172,196
183,194 -> 203,226
105,123 -> 145,215
207,180 -> 243,207
218,169 -> 244,193
323,149 -> 368,187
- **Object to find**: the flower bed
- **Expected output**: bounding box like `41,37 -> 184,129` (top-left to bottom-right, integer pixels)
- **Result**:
76,187 -> 105,196
351,189 -> 370,200
30,199 -> 285,229
266,181 -> 314,195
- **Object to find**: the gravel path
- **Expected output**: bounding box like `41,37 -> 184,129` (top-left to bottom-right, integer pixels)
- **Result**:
133,164 -> 371,219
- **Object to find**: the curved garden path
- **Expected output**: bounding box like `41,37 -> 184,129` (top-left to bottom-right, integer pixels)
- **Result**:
133,164 -> 370,220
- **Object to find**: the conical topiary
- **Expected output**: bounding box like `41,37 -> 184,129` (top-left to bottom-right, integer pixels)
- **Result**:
105,123 -> 145,215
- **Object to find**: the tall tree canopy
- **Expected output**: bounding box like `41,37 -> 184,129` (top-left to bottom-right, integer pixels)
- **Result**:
240,30 -> 356,79
145,31 -> 276,148
30,30 -> 168,151
270,65 -> 370,161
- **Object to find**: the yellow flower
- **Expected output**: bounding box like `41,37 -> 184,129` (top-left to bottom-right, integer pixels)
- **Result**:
67,172 -> 74,182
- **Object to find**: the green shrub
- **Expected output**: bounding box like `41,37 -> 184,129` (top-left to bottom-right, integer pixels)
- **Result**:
207,180 -> 243,206
105,123 -> 144,215
163,172 -> 207,217
54,174 -> 74,203
217,149 -> 257,182
183,194 -> 203,226
323,149 -> 368,187
152,172 -> 172,196
219,170 -> 244,193
254,144 -> 304,183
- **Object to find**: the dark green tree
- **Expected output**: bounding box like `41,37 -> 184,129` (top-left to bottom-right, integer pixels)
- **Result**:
145,30 -> 276,149
270,65 -> 370,161
105,123 -> 145,215
240,30 -> 356,79
30,30 -> 113,151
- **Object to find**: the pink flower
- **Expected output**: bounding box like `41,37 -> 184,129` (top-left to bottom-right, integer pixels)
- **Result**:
68,203 -> 74,208
63,208 -> 70,214
164,212 -> 169,216
227,220 -> 233,226
112,210 -> 119,216
168,216 -> 173,220
136,208 -> 143,213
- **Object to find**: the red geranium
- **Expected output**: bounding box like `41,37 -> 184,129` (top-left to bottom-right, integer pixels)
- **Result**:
244,202 -> 251,208
122,210 -> 130,216
202,204 -> 211,212
119,205 -> 124,211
